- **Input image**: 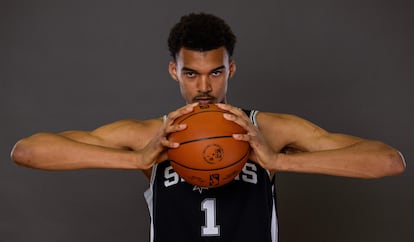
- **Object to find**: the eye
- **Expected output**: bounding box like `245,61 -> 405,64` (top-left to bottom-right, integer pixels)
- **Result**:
211,70 -> 222,77
184,71 -> 196,78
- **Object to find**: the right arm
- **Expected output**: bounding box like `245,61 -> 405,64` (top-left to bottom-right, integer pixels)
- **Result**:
10,119 -> 161,171
10,103 -> 198,172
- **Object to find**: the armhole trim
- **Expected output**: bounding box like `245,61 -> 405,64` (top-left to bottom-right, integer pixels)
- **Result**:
250,110 -> 259,127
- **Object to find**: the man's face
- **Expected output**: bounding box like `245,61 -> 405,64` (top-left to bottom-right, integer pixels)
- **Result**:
169,47 -> 236,104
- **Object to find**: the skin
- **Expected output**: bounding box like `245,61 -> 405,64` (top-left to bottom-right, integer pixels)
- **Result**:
10,47 -> 406,180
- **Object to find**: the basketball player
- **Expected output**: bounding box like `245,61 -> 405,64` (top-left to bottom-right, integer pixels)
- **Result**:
11,13 -> 406,242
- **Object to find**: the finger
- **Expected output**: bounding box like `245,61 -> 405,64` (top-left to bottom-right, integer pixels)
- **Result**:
216,103 -> 247,117
166,103 -> 198,123
161,136 -> 179,148
216,104 -> 252,130
232,133 -> 250,141
223,112 -> 255,133
165,123 -> 187,134
164,103 -> 198,134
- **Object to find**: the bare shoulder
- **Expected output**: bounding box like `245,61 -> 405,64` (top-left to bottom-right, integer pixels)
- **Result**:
89,118 -> 163,150
255,112 -> 330,151
256,112 -> 324,135
256,111 -> 363,152
92,118 -> 163,133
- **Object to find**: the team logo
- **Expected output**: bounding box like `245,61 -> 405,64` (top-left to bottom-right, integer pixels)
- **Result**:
203,144 -> 224,164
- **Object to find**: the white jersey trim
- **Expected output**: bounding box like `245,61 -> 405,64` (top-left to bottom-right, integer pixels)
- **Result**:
251,109 -> 278,242
250,110 -> 259,127
144,163 -> 158,242
271,185 -> 278,242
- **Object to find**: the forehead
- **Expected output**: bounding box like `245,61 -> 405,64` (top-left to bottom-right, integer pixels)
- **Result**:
176,47 -> 229,70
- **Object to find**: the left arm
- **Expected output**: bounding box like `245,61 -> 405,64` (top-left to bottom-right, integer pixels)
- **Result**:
217,104 -> 406,178
271,132 -> 405,178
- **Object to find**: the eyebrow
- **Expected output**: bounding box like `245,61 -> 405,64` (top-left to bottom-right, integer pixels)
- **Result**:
181,65 -> 225,74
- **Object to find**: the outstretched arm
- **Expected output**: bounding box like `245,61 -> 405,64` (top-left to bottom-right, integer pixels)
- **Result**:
10,119 -> 161,171
11,104 -> 197,173
217,104 -> 406,178
271,132 -> 406,178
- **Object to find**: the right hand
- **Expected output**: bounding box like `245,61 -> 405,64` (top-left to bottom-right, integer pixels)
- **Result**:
137,103 -> 198,169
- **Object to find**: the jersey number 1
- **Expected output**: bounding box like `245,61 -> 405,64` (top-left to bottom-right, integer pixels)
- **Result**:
201,198 -> 220,236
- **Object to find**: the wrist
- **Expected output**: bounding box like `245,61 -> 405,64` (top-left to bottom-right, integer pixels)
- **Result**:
133,151 -> 148,170
272,152 -> 285,172
258,151 -> 284,172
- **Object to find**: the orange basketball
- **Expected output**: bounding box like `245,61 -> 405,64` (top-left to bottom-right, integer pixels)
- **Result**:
167,104 -> 250,188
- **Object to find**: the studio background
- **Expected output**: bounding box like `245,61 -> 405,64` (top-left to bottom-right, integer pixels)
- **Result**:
1,0 -> 413,241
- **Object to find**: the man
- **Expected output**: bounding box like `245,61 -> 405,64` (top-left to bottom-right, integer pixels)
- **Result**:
11,13 -> 405,242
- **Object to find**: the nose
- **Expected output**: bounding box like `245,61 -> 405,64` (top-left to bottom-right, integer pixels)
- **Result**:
197,75 -> 212,93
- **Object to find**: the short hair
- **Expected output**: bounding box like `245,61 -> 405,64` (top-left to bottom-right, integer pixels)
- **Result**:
168,12 -> 237,60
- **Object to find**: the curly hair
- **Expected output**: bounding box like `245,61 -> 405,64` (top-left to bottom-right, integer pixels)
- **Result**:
168,13 -> 237,60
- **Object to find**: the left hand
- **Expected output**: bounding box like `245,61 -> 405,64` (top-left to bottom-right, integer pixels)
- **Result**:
216,103 -> 279,170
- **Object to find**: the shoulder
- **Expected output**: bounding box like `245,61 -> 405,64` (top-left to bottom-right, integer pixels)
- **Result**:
90,118 -> 163,150
256,111 -> 318,131
255,111 -> 329,151
95,118 -> 163,131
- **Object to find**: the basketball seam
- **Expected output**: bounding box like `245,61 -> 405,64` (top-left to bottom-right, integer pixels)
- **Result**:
178,135 -> 234,145
176,110 -> 227,124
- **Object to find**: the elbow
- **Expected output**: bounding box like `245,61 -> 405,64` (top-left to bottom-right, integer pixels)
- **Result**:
365,144 -> 406,179
10,133 -> 49,168
375,148 -> 406,178
11,138 -> 33,167
388,150 -> 406,176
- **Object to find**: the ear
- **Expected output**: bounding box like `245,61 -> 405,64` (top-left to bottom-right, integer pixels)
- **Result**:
168,61 -> 179,82
228,60 -> 236,79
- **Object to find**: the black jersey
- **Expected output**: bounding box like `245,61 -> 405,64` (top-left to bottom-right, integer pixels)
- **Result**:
144,110 -> 278,242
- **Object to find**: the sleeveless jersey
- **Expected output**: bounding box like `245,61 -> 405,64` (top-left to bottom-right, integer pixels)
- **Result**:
144,109 -> 278,242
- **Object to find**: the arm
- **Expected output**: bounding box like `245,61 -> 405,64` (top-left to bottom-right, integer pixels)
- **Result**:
10,119 -> 161,171
257,112 -> 406,178
217,104 -> 406,178
10,103 -> 198,172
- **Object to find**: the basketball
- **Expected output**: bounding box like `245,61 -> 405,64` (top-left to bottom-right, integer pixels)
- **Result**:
167,104 -> 250,188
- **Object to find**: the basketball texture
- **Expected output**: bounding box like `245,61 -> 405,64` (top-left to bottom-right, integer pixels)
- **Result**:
167,104 -> 250,188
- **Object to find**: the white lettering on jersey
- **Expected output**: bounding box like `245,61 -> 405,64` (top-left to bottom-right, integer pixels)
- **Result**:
164,163 -> 258,188
241,162 -> 258,184
233,163 -> 258,184
164,165 -> 181,187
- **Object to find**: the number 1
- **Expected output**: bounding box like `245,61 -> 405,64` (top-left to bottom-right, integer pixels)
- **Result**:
201,198 -> 220,236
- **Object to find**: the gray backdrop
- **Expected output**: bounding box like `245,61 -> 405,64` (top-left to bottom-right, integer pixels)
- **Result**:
1,0 -> 413,241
